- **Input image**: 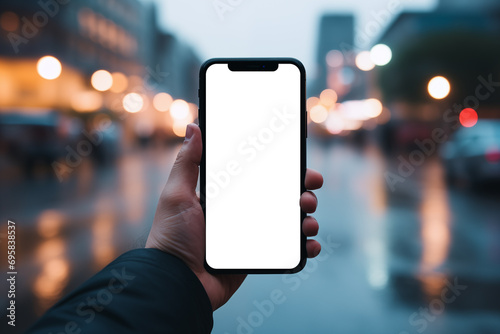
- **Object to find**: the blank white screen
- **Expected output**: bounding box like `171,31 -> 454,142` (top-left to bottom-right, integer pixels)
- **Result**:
205,63 -> 301,269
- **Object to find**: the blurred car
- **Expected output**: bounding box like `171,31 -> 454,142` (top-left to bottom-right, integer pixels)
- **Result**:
0,110 -> 81,176
440,120 -> 500,186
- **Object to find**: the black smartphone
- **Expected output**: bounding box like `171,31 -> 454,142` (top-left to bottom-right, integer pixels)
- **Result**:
199,58 -> 307,274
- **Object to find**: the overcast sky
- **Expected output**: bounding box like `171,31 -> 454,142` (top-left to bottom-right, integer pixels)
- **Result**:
143,0 -> 437,73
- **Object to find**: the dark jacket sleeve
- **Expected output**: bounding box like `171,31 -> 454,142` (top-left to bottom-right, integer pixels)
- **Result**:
27,248 -> 213,334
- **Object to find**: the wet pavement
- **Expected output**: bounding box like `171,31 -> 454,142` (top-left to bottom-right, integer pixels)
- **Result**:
1,139 -> 500,333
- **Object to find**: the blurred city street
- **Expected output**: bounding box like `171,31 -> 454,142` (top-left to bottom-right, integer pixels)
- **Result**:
1,138 -> 500,333
1,0 -> 500,333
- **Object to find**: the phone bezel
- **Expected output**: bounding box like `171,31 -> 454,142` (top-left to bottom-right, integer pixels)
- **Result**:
199,58 -> 307,274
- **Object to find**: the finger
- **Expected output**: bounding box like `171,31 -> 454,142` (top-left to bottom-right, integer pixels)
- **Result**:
305,169 -> 323,190
306,239 -> 321,258
300,191 -> 317,213
302,216 -> 319,237
164,124 -> 202,198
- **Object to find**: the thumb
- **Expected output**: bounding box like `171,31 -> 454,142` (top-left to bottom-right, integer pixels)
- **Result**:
164,123 -> 202,199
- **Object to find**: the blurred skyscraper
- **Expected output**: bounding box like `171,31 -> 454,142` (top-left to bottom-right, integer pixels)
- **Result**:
311,14 -> 354,97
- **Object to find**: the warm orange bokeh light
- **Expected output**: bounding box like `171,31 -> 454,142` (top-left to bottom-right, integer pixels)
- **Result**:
319,89 -> 337,107
170,99 -> 189,120
310,105 -> 328,124
110,72 -> 128,93
123,93 -> 144,113
91,70 -> 113,92
153,92 -> 173,112
0,11 -> 20,31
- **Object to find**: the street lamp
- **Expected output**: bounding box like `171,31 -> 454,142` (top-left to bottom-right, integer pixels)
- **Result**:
356,51 -> 375,71
427,76 -> 450,100
91,70 -> 113,92
153,92 -> 173,112
37,56 -> 62,80
370,44 -> 392,66
123,93 -> 144,113
169,99 -> 189,120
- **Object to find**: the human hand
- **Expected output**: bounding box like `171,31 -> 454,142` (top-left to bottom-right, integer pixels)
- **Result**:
146,123 -> 323,310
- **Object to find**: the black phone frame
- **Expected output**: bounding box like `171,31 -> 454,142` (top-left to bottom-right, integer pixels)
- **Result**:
199,58 -> 307,274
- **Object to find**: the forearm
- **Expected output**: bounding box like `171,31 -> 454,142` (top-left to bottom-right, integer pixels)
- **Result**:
27,249 -> 213,334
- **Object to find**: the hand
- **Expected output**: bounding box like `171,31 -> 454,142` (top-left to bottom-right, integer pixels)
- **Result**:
146,123 -> 323,310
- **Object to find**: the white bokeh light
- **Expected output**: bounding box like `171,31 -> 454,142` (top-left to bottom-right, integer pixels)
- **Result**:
370,44 -> 392,66
37,56 -> 62,80
427,76 -> 451,100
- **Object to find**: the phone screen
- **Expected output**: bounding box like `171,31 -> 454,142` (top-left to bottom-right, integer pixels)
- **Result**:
203,61 -> 304,270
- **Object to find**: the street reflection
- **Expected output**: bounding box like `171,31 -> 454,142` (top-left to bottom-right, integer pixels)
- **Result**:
37,210 -> 65,238
119,155 -> 146,224
92,199 -> 117,269
419,159 -> 451,298
1,0 -> 500,333
33,237 -> 70,315
363,144 -> 389,289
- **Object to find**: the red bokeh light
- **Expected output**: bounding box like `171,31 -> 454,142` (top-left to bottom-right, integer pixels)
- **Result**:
486,148 -> 500,163
459,108 -> 478,128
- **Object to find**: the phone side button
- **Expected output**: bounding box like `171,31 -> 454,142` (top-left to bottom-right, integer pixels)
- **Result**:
305,112 -> 308,138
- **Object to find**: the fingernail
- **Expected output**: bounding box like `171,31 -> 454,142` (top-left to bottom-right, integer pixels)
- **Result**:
185,124 -> 194,141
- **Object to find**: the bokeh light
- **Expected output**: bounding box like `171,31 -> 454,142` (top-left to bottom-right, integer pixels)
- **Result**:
310,105 -> 328,124
325,113 -> 344,135
71,91 -> 103,112
320,89 -> 338,107
370,44 -> 392,66
170,99 -> 189,120
123,93 -> 144,113
91,70 -> 113,92
355,51 -> 375,71
427,76 -> 451,99
173,122 -> 188,137
306,97 -> 320,111
365,98 -> 383,118
0,12 -> 20,31
37,56 -> 62,80
153,92 -> 173,112
326,50 -> 344,68
459,108 -> 478,127
110,72 -> 128,93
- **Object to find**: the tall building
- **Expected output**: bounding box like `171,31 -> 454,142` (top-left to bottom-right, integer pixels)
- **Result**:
311,14 -> 354,97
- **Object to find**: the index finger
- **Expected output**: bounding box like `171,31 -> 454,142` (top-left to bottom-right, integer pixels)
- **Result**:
305,169 -> 323,190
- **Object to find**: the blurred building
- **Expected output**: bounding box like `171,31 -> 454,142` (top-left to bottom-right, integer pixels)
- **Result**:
312,14 -> 354,97
153,32 -> 201,104
311,14 -> 369,102
0,0 -> 153,111
438,0 -> 500,11
374,5 -> 500,153
0,0 -> 200,135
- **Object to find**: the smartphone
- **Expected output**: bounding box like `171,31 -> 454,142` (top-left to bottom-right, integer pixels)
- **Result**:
199,58 -> 306,274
